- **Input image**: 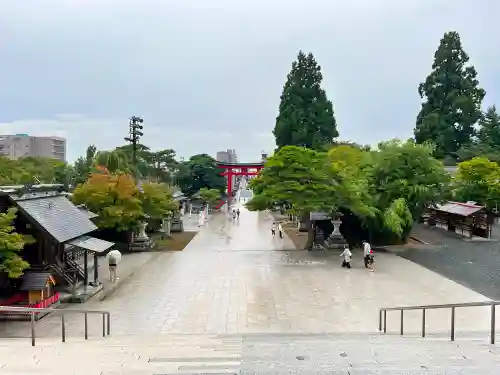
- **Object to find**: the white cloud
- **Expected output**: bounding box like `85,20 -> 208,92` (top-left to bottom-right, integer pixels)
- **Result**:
1,0 -> 499,164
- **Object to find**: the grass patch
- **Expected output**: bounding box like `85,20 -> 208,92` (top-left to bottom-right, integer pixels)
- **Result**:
152,232 -> 197,251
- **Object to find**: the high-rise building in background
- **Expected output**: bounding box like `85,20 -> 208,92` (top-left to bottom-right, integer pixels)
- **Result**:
216,149 -> 238,164
0,134 -> 66,161
216,149 -> 238,195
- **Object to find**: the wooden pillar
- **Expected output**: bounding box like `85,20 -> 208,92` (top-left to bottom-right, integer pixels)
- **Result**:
83,250 -> 88,292
227,169 -> 233,197
93,252 -> 98,282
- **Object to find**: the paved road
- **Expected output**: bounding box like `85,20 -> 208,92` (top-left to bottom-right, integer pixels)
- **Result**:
0,201 -> 494,340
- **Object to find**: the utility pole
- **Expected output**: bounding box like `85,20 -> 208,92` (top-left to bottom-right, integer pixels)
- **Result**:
124,116 -> 144,182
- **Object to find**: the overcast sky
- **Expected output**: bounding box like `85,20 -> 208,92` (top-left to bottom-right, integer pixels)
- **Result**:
1,0 -> 499,163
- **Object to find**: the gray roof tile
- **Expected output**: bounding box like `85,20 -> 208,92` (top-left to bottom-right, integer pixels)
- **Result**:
15,195 -> 98,243
66,235 -> 114,253
20,272 -> 54,291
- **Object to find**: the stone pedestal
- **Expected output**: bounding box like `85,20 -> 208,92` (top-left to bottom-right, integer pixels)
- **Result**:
171,213 -> 184,232
130,221 -> 154,251
325,217 -> 347,249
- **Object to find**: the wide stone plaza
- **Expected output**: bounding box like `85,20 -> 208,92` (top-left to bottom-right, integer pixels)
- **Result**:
0,189 -> 493,341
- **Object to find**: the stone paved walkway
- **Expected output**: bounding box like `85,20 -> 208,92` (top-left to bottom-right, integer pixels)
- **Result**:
0,192 -> 495,341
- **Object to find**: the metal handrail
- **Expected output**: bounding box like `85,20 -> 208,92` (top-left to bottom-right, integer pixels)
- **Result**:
0,306 -> 111,346
379,300 -> 500,344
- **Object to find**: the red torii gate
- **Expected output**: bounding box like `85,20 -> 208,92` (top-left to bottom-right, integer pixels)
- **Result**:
216,162 -> 264,198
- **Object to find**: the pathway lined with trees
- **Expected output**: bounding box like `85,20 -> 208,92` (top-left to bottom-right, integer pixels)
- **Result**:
246,30 -> 500,249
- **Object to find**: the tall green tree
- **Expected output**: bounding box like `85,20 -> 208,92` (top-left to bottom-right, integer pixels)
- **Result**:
478,105 -> 500,150
273,51 -> 338,150
144,149 -> 177,183
414,31 -> 485,159
74,145 -> 98,184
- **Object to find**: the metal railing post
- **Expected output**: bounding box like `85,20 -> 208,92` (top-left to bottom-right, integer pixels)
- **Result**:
107,313 -> 111,335
491,304 -> 496,345
0,306 -> 111,345
422,308 -> 426,338
84,312 -> 88,340
30,312 -> 36,347
450,307 -> 455,341
61,315 -> 66,342
379,310 -> 382,331
400,310 -> 404,335
102,313 -> 106,337
383,310 -> 387,333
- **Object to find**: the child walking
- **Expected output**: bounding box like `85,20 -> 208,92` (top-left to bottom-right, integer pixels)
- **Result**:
340,245 -> 352,269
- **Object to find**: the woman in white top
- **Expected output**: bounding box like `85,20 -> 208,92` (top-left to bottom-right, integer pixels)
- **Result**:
278,223 -> 283,238
362,240 -> 374,271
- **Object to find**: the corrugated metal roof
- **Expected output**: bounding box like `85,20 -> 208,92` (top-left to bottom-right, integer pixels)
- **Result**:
435,201 -> 484,216
66,235 -> 114,253
15,195 -> 98,243
20,272 -> 54,291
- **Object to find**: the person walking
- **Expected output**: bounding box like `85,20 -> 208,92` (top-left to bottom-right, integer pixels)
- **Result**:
236,208 -> 240,218
363,240 -> 374,271
340,245 -> 352,269
106,249 -> 121,283
278,222 -> 284,239
271,222 -> 276,236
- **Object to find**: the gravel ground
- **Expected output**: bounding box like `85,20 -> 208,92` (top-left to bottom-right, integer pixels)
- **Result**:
402,224 -> 500,300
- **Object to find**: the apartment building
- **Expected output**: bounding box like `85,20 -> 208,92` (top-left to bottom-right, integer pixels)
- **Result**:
216,149 -> 238,164
0,134 -> 66,161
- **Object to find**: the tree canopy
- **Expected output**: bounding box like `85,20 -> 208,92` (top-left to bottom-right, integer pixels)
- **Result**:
273,51 -> 338,150
0,156 -> 73,186
414,31 -> 485,159
247,141 -> 449,246
196,187 -> 222,206
72,172 -> 144,231
0,208 -> 30,278
176,154 -> 226,197
140,182 -> 178,220
453,157 -> 500,211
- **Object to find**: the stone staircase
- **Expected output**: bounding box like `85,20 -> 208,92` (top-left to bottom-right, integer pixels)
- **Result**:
1,332 -> 500,374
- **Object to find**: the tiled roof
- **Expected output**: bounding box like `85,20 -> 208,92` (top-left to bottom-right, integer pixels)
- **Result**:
20,272 -> 54,291
66,235 -> 114,253
14,195 -> 98,243
75,204 -> 99,219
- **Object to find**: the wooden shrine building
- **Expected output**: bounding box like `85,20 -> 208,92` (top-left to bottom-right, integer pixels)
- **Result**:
0,184 -> 114,302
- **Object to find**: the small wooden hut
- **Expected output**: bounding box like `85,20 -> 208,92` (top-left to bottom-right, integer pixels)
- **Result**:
425,201 -> 493,238
20,272 -> 59,308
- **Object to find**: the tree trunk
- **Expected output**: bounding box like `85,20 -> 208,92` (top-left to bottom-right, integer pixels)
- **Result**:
304,213 -> 314,250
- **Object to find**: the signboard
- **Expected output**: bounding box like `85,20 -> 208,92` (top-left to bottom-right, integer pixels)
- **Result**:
310,212 -> 330,221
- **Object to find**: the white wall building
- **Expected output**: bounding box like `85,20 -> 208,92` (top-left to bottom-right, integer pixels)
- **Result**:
0,134 -> 66,161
